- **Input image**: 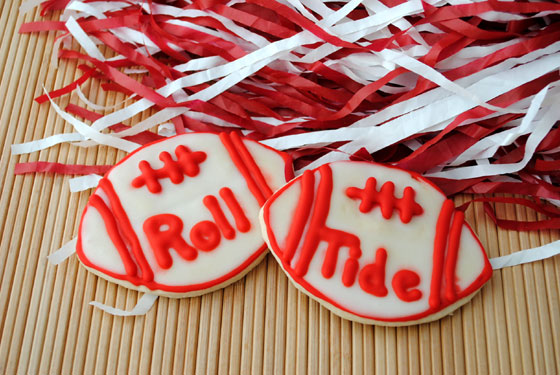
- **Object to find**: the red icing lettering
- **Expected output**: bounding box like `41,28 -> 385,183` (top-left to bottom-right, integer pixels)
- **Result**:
392,270 -> 422,302
203,195 -> 236,240
143,214 -> 198,269
190,221 -> 221,251
220,132 -> 273,205
139,188 -> 250,268
320,227 -> 361,286
346,177 -> 423,223
342,257 -> 360,288
358,248 -> 388,297
429,199 -> 454,309
219,187 -> 251,233
131,145 -> 207,193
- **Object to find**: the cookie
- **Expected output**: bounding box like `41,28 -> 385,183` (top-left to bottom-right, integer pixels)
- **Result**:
260,161 -> 492,326
77,132 -> 293,297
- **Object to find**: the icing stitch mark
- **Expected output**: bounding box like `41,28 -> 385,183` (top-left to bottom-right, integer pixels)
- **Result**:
346,177 -> 423,223
219,132 -> 273,205
132,145 -> 207,193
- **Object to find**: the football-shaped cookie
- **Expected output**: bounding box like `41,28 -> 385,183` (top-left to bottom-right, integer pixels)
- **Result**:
77,132 -> 293,297
260,161 -> 492,325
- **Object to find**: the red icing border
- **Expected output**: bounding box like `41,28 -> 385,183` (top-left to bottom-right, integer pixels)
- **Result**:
77,132 -> 293,294
262,160 -> 493,323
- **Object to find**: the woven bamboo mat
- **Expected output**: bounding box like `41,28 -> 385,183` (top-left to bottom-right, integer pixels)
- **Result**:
1,2 -> 559,374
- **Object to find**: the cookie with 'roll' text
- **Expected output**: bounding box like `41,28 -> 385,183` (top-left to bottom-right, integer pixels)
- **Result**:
260,161 -> 492,326
77,132 -> 293,297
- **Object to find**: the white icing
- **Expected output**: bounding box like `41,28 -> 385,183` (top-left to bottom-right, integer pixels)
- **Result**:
263,161 -> 489,320
266,181 -> 303,250
455,225 -> 486,290
79,133 -> 290,290
80,205 -> 127,275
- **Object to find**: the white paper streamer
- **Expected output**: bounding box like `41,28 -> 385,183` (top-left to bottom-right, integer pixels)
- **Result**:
66,1 -> 107,19
50,1 -> 417,141
45,89 -> 141,152
376,48 -> 526,114
11,133 -> 85,155
89,293 -> 159,316
490,240 -> 560,270
68,174 -> 103,192
65,16 -> 106,62
287,51 -> 560,173
47,237 -> 77,265
446,85 -> 555,166
76,86 -> 136,111
263,44 -> 560,154
427,86 -> 560,179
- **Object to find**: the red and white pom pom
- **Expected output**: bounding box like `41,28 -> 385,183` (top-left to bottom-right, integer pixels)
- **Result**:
14,0 -> 560,230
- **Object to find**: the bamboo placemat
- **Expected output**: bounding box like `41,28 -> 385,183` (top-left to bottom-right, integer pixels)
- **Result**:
1,2 -> 559,374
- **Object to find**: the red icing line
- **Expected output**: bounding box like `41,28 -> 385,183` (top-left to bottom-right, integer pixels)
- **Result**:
291,165 -> 362,280
444,210 -> 464,302
98,178 -> 154,282
346,177 -> 423,223
282,170 -> 315,263
203,195 -> 236,240
219,187 -> 251,233
358,248 -> 388,297
392,270 -> 422,302
190,221 -> 221,252
229,131 -> 274,198
131,145 -> 207,193
429,199 -> 455,309
319,226 -> 361,286
293,164 -> 333,277
88,195 -> 137,277
143,214 -> 198,269
261,161 -> 493,322
219,132 -> 267,205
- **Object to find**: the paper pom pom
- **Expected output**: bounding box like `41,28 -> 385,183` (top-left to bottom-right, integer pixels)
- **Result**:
16,0 -> 560,230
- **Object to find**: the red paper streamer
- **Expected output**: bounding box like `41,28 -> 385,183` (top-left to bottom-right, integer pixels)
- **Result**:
15,162 -> 113,175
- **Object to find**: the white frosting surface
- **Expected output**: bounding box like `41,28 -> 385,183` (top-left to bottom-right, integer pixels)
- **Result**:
80,133 -> 289,289
81,205 -> 127,275
264,161 -> 489,320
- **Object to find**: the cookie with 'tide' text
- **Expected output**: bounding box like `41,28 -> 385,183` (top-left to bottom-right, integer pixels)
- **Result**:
260,161 -> 492,326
